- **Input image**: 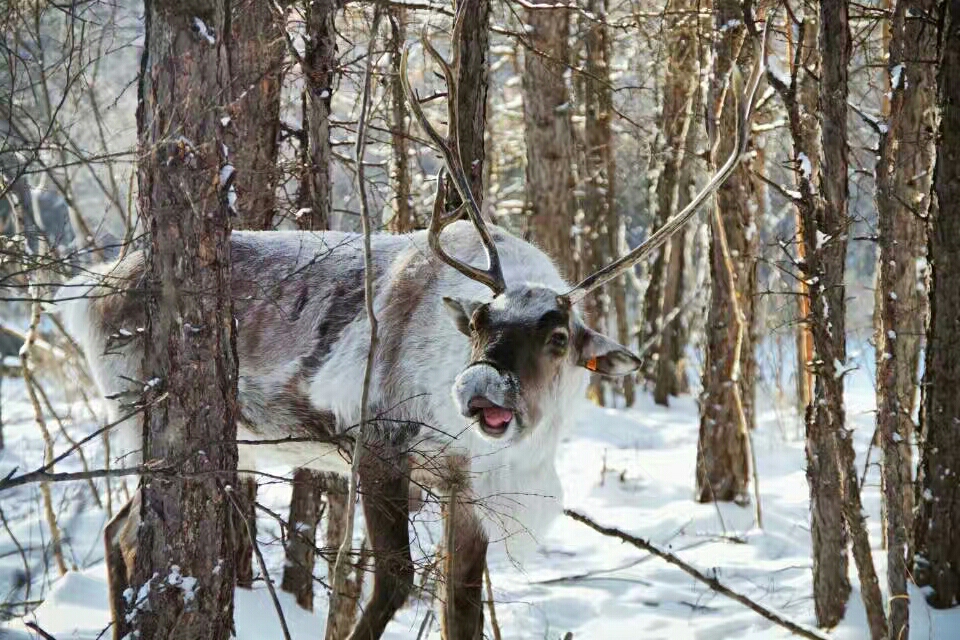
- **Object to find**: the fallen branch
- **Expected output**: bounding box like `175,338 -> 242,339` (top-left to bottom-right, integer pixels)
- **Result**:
564,509 -> 829,640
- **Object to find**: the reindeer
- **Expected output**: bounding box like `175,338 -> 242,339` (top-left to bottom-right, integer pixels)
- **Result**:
56,7 -> 764,639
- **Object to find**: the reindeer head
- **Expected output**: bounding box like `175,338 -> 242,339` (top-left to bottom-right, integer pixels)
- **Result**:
401,9 -> 765,441
443,286 -> 640,439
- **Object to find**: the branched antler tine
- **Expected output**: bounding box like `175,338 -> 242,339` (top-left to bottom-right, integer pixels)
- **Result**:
562,20 -> 770,306
399,36 -> 506,295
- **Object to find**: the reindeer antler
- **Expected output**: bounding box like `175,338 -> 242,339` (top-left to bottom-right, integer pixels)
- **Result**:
561,20 -> 770,307
400,7 -> 506,296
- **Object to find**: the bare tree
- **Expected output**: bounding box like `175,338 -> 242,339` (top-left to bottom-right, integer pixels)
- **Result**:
448,0 -> 490,213
298,0 -> 338,231
763,1 -> 886,634
388,7 -> 414,233
696,0 -> 759,505
761,2 -> 851,628
126,2 -> 239,637
227,0 -> 288,588
229,0 -> 285,230
874,0 -> 938,636
648,0 -> 704,406
914,0 -> 960,611
576,0 -> 634,407
523,1 -> 577,278
281,469 -> 326,610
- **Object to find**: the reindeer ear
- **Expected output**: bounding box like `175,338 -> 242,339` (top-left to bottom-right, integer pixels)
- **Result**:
442,297 -> 482,336
577,327 -> 642,377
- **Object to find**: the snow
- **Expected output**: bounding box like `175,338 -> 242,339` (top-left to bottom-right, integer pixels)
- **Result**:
798,152 -> 812,180
2,361 -> 959,639
891,64 -> 905,91
191,17 -> 216,45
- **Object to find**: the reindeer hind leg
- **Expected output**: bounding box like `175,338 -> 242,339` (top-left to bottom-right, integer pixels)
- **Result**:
104,491 -> 140,640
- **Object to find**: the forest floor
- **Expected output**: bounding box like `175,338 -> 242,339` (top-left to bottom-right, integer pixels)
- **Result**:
1,354 -> 958,639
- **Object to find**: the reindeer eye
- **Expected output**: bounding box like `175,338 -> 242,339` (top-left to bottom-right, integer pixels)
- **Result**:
548,330 -> 568,350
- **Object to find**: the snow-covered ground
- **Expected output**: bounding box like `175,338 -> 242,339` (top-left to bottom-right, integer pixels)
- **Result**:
1,360 -> 958,639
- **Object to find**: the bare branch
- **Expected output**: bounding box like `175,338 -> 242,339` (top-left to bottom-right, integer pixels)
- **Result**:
565,510 -> 830,640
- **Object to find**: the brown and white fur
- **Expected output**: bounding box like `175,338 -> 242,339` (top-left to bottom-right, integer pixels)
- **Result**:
58,220 -> 640,639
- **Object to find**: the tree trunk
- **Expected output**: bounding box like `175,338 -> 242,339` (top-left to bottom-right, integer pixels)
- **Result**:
875,0 -> 938,635
233,476 -> 257,588
285,0 -> 342,613
448,0 -> 490,213
388,7 -> 414,233
914,0 -> 960,610
696,0 -> 758,505
228,0 -> 286,586
817,5 -> 886,635
228,0 -> 283,230
323,474 -> 366,638
298,0 -> 338,231
572,0 -> 633,407
770,3 -> 851,628
647,0 -> 701,406
652,228 -> 689,405
129,2 -> 238,638
281,468 -> 325,610
523,2 -> 577,279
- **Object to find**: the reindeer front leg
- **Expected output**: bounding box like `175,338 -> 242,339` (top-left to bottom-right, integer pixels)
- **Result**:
104,490 -> 140,640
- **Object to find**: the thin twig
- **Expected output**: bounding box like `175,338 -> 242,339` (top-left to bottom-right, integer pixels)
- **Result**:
227,487 -> 292,640
24,622 -> 58,640
0,505 -> 31,612
483,564 -> 502,640
32,377 -> 102,509
565,510 -> 830,640
11,192 -> 69,577
325,11 -> 382,638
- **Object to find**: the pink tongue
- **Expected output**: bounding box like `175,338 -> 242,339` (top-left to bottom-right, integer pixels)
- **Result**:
482,406 -> 513,429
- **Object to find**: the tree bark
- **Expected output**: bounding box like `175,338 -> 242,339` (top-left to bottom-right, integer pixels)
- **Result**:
388,7 -> 414,233
447,0 -> 490,213
817,4 -> 886,635
233,475 -> 257,588
523,1 -> 577,279
228,0 -> 284,230
298,0 -> 338,230
914,0 -> 960,610
650,0 -> 702,406
696,0 -> 758,505
652,228 -> 688,405
281,468 -> 325,610
129,2 -> 239,638
228,0 -> 287,587
769,3 -> 851,628
323,474 -> 366,638
875,0 -> 938,634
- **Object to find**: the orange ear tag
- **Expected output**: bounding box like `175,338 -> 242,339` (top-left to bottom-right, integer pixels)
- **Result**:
586,358 -> 599,372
